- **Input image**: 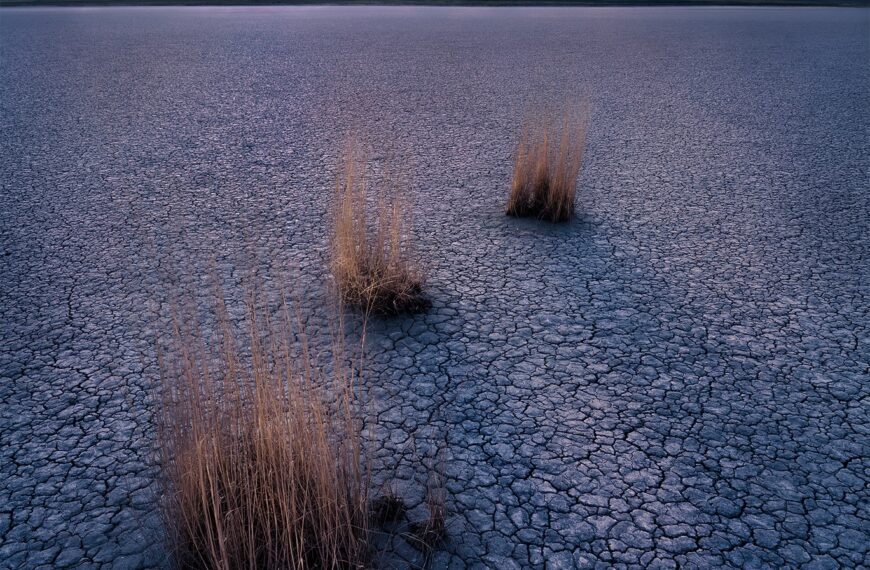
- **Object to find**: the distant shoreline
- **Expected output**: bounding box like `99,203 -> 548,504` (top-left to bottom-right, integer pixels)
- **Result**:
2,0 -> 868,7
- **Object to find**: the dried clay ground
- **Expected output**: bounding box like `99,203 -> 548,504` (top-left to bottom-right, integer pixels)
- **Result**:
1,6 -> 869,570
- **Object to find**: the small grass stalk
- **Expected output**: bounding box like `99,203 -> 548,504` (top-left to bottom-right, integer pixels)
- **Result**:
507,109 -> 588,223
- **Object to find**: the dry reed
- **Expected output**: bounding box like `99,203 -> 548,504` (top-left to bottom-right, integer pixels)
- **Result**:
156,288 -> 369,570
506,109 -> 588,222
331,143 -> 428,315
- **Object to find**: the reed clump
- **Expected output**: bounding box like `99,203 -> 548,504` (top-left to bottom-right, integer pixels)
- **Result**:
331,144 -> 428,315
506,109 -> 588,223
156,289 -> 369,570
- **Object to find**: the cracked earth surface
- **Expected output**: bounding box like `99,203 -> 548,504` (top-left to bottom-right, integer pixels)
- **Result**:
1,6 -> 869,569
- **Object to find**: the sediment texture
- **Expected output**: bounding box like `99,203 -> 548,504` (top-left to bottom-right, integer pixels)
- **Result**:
1,6 -> 868,569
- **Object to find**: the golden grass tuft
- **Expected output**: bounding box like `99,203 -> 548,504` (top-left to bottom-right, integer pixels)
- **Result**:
506,109 -> 588,223
156,289 -> 369,570
331,143 -> 428,315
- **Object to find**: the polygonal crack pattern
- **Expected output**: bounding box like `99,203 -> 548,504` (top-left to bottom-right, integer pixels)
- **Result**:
1,7 -> 868,570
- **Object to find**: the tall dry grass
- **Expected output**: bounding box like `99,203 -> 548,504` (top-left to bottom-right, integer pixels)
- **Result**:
331,143 -> 428,315
156,289 -> 369,570
506,109 -> 588,223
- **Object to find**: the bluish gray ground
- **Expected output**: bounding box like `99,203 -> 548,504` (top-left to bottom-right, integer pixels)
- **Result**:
1,6 -> 869,569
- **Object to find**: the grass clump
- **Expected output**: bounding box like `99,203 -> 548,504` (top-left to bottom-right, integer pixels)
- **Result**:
506,109 -> 588,223
331,143 -> 428,315
408,488 -> 447,554
156,289 -> 369,570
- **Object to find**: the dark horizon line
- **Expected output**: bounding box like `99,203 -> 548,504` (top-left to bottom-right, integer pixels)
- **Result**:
2,0 -> 868,7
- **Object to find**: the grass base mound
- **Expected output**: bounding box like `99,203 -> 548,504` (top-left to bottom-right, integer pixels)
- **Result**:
157,290 -> 369,570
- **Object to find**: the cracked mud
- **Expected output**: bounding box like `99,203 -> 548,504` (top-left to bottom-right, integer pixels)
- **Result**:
1,6 -> 868,570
